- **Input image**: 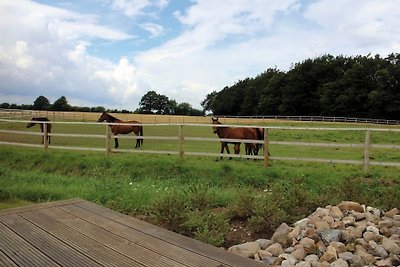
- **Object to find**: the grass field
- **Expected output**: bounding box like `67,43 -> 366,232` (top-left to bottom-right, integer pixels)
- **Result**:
0,115 -> 399,247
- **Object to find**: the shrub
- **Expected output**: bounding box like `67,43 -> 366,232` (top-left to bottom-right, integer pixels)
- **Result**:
248,194 -> 289,234
149,192 -> 188,233
184,183 -> 214,211
184,211 -> 230,247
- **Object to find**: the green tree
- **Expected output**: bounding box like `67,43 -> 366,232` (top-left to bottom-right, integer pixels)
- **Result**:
138,91 -> 174,114
201,91 -> 217,112
33,95 -> 50,110
50,96 -> 71,111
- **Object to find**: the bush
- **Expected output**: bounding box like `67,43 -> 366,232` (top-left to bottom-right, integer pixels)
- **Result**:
248,194 -> 289,234
149,192 -> 188,233
184,211 -> 230,247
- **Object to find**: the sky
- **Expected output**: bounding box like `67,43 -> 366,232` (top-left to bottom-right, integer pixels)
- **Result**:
0,0 -> 399,111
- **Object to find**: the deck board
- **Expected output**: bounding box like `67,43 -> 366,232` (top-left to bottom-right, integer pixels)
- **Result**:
0,199 -> 264,267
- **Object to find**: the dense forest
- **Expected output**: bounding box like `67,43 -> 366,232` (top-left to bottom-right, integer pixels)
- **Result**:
202,54 -> 400,119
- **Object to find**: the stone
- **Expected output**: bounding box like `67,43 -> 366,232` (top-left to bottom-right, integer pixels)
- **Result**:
382,237 -> 400,254
271,223 -> 293,248
385,208 -> 399,218
362,231 -> 380,242
338,251 -> 353,262
351,211 -> 365,221
319,229 -> 341,245
314,220 -> 330,232
314,207 -> 330,218
330,258 -> 349,267
261,256 -> 276,265
304,254 -> 319,262
341,216 -> 355,226
366,206 -> 382,217
319,245 -> 337,263
291,245 -> 306,261
299,237 -> 318,255
258,249 -> 272,259
294,218 -> 310,229
255,238 -> 272,250
227,241 -> 260,258
296,261 -> 311,267
329,206 -> 344,220
329,241 -> 346,254
368,240 -> 388,258
278,253 -> 297,265
366,225 -> 380,235
375,258 -> 392,267
265,242 -> 284,257
337,201 -> 364,213
355,245 -> 376,265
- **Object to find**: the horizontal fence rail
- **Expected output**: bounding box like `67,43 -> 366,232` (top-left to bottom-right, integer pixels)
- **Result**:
0,119 -> 399,172
1,108 -> 400,125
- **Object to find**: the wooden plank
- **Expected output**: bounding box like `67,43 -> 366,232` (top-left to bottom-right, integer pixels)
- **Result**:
0,198 -> 85,216
75,201 -> 265,267
19,210 -> 145,267
0,213 -> 100,267
59,204 -> 229,267
0,250 -> 18,267
38,207 -> 188,267
0,221 -> 60,266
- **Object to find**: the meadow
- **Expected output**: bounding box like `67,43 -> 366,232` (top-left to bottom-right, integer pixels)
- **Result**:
0,114 -> 399,247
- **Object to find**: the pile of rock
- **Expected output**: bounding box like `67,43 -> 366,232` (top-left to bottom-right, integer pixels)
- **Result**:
228,201 -> 400,266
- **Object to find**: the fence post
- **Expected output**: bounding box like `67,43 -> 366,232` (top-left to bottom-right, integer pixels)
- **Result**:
363,129 -> 371,173
105,124 -> 111,157
178,124 -> 184,159
43,123 -> 48,152
263,128 -> 270,167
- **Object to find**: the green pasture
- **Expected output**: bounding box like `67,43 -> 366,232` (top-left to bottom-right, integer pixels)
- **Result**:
0,118 -> 399,246
0,119 -> 399,163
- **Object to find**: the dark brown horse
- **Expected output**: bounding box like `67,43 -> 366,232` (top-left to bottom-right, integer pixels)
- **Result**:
212,117 -> 259,158
27,117 -> 52,144
97,112 -> 143,149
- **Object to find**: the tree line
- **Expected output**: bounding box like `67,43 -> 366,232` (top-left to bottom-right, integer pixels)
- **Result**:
201,53 -> 400,119
0,92 -> 204,116
0,96 -> 108,113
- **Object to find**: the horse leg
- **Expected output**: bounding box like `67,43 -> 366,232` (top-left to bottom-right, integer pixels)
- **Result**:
114,137 -> 119,149
234,143 -> 240,155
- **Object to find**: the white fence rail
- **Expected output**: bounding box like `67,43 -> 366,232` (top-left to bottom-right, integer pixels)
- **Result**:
0,119 -> 399,173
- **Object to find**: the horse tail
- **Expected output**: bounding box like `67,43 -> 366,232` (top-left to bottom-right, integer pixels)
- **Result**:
255,127 -> 263,140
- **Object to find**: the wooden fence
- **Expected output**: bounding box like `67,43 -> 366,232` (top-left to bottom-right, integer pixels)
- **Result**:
1,108 -> 400,125
0,119 -> 400,173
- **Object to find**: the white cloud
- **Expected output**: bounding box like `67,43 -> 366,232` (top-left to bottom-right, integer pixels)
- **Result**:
1,0 -> 400,111
94,58 -> 141,103
110,0 -> 169,17
140,23 -> 165,38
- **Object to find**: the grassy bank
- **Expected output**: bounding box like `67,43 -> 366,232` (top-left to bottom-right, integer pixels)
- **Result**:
0,146 -> 399,247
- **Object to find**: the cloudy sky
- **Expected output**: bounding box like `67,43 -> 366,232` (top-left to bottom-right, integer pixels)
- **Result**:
1,0 -> 399,110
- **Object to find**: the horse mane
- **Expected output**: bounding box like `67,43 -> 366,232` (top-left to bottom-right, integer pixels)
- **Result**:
104,113 -> 120,122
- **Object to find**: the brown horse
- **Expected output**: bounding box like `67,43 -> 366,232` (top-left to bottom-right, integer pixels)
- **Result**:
212,117 -> 259,158
27,117 -> 52,144
97,112 -> 143,149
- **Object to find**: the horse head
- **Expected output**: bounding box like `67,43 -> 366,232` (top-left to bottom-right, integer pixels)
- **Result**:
211,117 -> 221,134
97,112 -> 107,122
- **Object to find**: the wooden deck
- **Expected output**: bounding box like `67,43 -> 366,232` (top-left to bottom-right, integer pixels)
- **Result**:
0,198 -> 264,267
